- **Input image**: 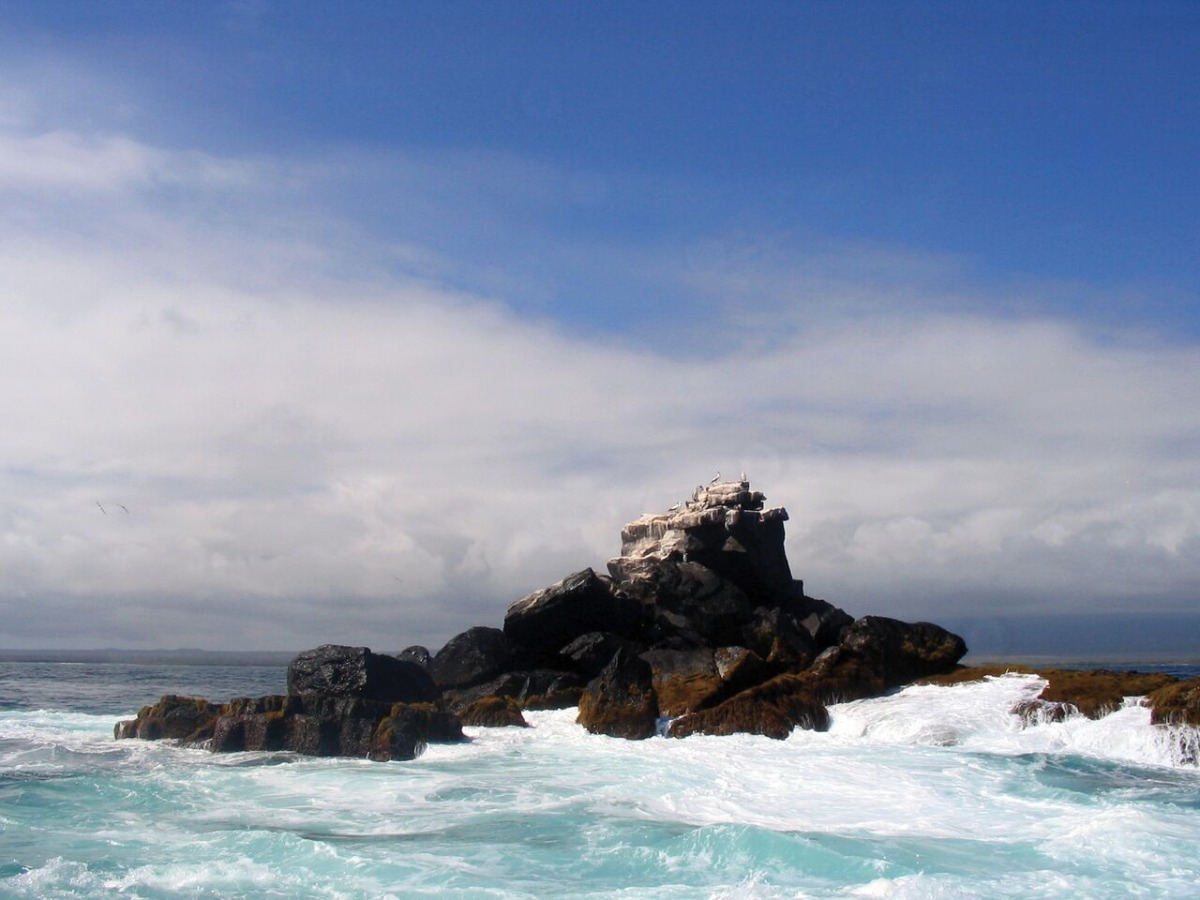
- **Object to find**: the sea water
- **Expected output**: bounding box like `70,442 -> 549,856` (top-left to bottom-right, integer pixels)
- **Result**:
2,662 -> 1198,899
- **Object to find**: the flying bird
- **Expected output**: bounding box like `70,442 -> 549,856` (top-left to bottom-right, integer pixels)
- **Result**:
96,501 -> 106,515
709,471 -> 721,484
117,504 -> 130,514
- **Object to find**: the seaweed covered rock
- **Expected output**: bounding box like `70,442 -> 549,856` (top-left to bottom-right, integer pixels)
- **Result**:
114,695 -> 220,743
441,668 -> 584,712
118,688 -> 464,761
1148,676 -> 1200,726
458,695 -> 529,728
670,673 -> 830,739
798,616 -> 967,705
920,665 -> 1184,723
1036,669 -> 1176,719
577,647 -> 659,740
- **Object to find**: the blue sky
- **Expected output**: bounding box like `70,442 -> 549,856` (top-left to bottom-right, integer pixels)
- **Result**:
1,2 -> 1198,653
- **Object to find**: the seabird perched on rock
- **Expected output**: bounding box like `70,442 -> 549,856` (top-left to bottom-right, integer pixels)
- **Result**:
710,471 -> 721,484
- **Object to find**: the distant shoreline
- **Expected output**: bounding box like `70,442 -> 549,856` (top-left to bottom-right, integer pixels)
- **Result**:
0,648 -> 298,666
2,647 -> 1195,670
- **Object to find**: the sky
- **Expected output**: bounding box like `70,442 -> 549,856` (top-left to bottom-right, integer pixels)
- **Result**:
2,1 -> 1198,656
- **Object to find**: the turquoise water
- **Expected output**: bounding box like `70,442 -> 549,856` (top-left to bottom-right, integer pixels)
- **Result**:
2,662 -> 1199,898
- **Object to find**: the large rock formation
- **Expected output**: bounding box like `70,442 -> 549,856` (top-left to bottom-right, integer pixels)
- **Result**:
117,479 -> 971,757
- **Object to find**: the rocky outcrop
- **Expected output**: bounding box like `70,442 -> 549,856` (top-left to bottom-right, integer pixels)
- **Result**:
576,648 -> 659,740
1149,676 -> 1200,726
428,627 -> 524,689
116,645 -> 466,760
288,644 -> 439,702
503,568 -> 643,652
118,478 -> 973,756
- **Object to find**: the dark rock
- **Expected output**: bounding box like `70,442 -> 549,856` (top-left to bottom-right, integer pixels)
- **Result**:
119,688 -> 464,761
428,627 -> 522,689
397,645 -> 432,668
440,668 -> 584,711
369,705 -> 465,761
745,606 -> 817,672
787,592 -> 855,649
713,646 -> 773,696
559,631 -> 640,677
624,559 -> 756,648
670,673 -> 829,739
503,568 -> 644,651
640,648 -> 722,717
114,695 -> 220,743
522,685 -> 584,710
577,647 -> 659,740
459,695 -> 529,728
287,644 -> 439,703
796,617 -> 967,705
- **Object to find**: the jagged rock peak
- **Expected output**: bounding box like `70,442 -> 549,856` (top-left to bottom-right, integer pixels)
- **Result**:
608,478 -> 795,603
617,479 -> 787,555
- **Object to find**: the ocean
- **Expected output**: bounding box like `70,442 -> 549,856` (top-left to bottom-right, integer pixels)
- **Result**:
2,661 -> 1199,899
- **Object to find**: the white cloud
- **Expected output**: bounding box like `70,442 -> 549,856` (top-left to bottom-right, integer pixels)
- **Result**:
1,111 -> 1198,652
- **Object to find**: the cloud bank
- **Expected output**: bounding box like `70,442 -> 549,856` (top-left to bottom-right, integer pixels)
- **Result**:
2,110 -> 1198,653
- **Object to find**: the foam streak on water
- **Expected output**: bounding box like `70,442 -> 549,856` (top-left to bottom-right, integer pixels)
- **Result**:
1,665 -> 1198,898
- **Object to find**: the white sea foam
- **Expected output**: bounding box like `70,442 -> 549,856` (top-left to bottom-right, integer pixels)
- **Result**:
3,677 -> 1200,898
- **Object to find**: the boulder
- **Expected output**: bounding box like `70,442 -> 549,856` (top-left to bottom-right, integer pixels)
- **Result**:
458,696 -> 529,728
640,648 -> 723,717
745,606 -> 817,672
577,647 -> 659,740
428,627 -> 522,689
713,646 -> 774,696
440,668 -> 584,711
397,645 -> 431,668
287,644 -> 438,703
559,631 -> 641,677
114,695 -> 220,743
800,616 -> 967,704
118,691 -> 465,761
670,673 -> 829,739
630,560 -> 756,648
1149,676 -> 1200,726
787,593 -> 855,649
503,568 -> 644,652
